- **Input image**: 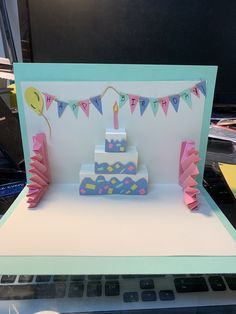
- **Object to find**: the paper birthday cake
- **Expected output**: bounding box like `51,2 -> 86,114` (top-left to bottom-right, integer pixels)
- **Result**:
79,128 -> 148,195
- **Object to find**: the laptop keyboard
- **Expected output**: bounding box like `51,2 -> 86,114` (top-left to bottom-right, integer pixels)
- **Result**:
0,274 -> 236,313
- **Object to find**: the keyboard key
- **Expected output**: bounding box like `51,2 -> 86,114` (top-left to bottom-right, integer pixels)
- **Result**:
0,285 -> 35,300
141,290 -> 157,301
138,275 -> 166,278
174,277 -> 208,293
35,284 -> 55,299
54,283 -> 66,298
53,275 -> 68,282
1,275 -> 17,283
35,275 -> 51,282
87,281 -> 102,297
208,276 -> 226,291
140,279 -> 154,289
159,290 -> 175,301
88,275 -> 103,280
224,275 -> 236,290
123,292 -> 139,302
105,281 -> 120,296
18,275 -> 34,283
70,275 -> 85,281
68,282 -> 84,297
105,275 -> 119,280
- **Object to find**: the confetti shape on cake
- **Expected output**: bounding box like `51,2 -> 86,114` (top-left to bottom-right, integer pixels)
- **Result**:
179,140 -> 200,210
27,133 -> 50,208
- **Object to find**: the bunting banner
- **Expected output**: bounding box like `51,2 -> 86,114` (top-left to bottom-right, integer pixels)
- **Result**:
150,98 -> 159,116
44,93 -> 56,110
90,95 -> 103,115
56,101 -> 68,118
69,100 -> 79,118
159,97 -> 170,115
129,94 -> 140,114
79,99 -> 90,117
119,93 -> 128,108
169,95 -> 180,112
27,81 -> 206,119
139,96 -> 149,116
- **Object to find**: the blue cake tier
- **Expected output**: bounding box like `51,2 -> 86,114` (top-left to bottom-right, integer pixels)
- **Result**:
79,176 -> 148,195
95,161 -> 137,174
105,139 -> 127,153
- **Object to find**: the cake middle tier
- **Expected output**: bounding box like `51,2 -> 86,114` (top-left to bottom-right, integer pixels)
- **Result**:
95,145 -> 138,174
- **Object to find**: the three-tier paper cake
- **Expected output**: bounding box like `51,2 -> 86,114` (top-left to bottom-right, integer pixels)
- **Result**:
79,128 -> 148,195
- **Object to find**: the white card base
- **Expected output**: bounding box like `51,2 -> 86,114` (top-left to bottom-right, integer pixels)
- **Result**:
0,184 -> 235,257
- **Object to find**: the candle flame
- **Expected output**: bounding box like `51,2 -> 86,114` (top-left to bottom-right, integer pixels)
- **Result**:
113,101 -> 119,112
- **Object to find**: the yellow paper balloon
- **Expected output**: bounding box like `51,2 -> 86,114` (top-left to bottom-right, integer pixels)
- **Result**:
24,87 -> 44,115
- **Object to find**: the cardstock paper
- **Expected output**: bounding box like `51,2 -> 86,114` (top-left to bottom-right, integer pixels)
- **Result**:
79,99 -> 90,117
139,96 -> 149,116
159,97 -> 169,115
149,98 -> 159,116
169,94 -> 180,112
56,101 -> 68,118
68,100 -> 79,118
128,94 -> 139,113
44,93 -> 56,110
90,95 -> 103,115
180,89 -> 192,108
119,93 -> 128,108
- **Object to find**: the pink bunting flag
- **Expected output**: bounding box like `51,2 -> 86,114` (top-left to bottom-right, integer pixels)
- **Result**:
44,93 -> 56,110
128,94 -> 139,114
27,133 -> 50,208
179,140 -> 200,210
79,99 -> 90,117
191,86 -> 200,98
159,97 -> 170,115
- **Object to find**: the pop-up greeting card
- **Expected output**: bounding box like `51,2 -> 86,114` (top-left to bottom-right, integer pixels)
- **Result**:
0,64 -> 236,275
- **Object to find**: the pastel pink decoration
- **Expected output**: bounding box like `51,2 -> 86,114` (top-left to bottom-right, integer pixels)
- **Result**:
27,133 -> 50,208
113,101 -> 119,129
128,94 -> 139,113
139,188 -> 146,195
179,140 -> 200,210
159,97 -> 170,115
44,93 -> 56,110
79,99 -> 90,117
191,86 -> 200,98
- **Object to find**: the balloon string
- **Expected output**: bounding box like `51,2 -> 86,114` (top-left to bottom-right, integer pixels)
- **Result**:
42,113 -> 52,137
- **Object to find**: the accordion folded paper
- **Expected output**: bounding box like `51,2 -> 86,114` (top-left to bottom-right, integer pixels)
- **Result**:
27,133 -> 50,208
179,140 -> 200,210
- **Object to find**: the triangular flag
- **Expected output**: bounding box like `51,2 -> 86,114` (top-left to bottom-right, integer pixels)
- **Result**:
56,101 -> 68,118
119,93 -> 128,108
90,95 -> 103,115
191,86 -> 200,98
169,95 -> 180,112
128,94 -> 139,113
68,100 -> 79,118
159,97 -> 170,115
150,98 -> 159,116
180,90 -> 192,108
196,81 -> 207,96
139,96 -> 149,116
79,99 -> 90,117
44,93 -> 56,110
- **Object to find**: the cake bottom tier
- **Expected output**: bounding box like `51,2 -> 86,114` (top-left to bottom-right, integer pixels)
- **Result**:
79,164 -> 148,195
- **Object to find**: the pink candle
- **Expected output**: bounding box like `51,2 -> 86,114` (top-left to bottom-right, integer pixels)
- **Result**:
113,101 -> 119,129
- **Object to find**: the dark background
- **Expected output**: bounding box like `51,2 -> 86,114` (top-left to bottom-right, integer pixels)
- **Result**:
23,0 -> 236,104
